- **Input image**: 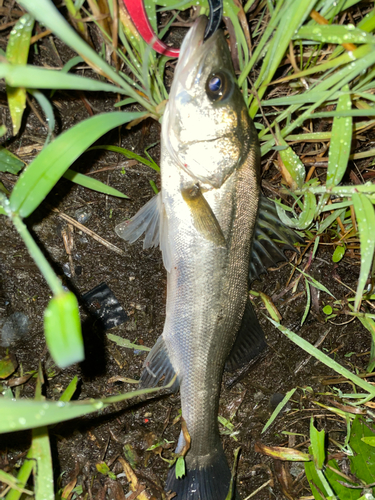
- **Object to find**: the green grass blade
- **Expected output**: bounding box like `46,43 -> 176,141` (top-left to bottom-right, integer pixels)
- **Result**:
44,292 -> 84,369
310,418 -> 325,470
107,333 -> 151,351
262,388 -> 296,434
297,268 -> 335,298
9,111 -> 145,218
30,427 -> 54,500
0,63 -> 129,94
59,376 -> 79,403
61,55 -> 84,73
0,147 -> 25,174
63,169 -> 129,198
6,13 -> 34,135
316,85 -> 353,217
28,89 -> 55,146
294,24 -> 375,45
90,145 -> 160,172
317,208 -> 345,234
301,277 -> 311,325
4,202 -> 64,296
352,193 -> 375,310
276,127 -> 306,189
0,383 -> 173,433
268,318 -> 375,397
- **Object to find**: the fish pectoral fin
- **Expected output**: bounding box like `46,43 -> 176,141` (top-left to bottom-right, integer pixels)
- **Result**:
225,298 -> 267,372
181,183 -> 226,247
115,193 -> 173,273
115,193 -> 161,248
140,335 -> 179,392
249,194 -> 304,282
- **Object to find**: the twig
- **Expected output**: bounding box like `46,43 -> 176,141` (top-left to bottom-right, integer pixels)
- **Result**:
51,207 -> 125,256
244,479 -> 272,500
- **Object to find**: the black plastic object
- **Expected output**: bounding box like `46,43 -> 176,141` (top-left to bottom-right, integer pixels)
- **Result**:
82,282 -> 128,330
204,0 -> 224,40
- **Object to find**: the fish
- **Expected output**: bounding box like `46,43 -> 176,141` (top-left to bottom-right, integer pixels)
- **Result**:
115,16 -> 301,500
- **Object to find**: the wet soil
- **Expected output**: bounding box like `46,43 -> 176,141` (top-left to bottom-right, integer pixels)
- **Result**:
0,8 -> 373,500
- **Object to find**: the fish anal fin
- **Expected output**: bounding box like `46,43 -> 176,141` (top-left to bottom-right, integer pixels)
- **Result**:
225,298 -> 267,372
140,335 -> 179,392
181,183 -> 226,247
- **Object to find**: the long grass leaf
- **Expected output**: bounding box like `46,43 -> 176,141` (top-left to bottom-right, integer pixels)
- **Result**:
0,383 -> 173,433
63,169 -> 129,198
59,376 -> 79,403
352,193 -> 375,310
294,24 -> 375,45
0,147 -> 24,174
90,145 -> 160,172
268,319 -> 375,397
28,89 -> 55,146
262,388 -> 296,434
9,111 -> 145,218
6,14 -> 34,135
327,85 -> 352,188
30,427 -> 54,500
0,63 -> 129,94
44,292 -> 83,368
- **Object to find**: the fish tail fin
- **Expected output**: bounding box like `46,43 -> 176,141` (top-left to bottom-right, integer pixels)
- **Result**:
165,447 -> 238,500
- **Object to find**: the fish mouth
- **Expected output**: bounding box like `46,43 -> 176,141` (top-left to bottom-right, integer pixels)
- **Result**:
175,16 -> 222,92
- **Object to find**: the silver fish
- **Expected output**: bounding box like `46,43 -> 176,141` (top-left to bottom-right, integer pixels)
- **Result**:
116,16 -> 298,500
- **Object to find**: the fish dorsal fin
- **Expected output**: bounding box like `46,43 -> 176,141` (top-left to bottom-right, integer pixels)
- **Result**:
225,298 -> 267,372
249,194 -> 303,282
115,193 -> 173,273
140,335 -> 179,392
181,183 -> 226,247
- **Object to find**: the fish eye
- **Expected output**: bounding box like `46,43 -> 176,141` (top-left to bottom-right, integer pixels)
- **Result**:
205,71 -> 233,102
208,76 -> 222,93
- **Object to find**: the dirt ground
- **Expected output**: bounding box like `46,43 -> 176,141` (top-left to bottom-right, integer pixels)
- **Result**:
0,8 -> 373,500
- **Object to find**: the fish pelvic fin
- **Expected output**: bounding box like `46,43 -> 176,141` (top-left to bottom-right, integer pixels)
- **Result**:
249,194 -> 304,282
115,193 -> 173,272
225,297 -> 267,372
166,446 -> 239,500
140,335 -> 179,392
181,183 -> 226,247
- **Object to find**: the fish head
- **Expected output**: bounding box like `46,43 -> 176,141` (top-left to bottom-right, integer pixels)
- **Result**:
162,16 -> 255,189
